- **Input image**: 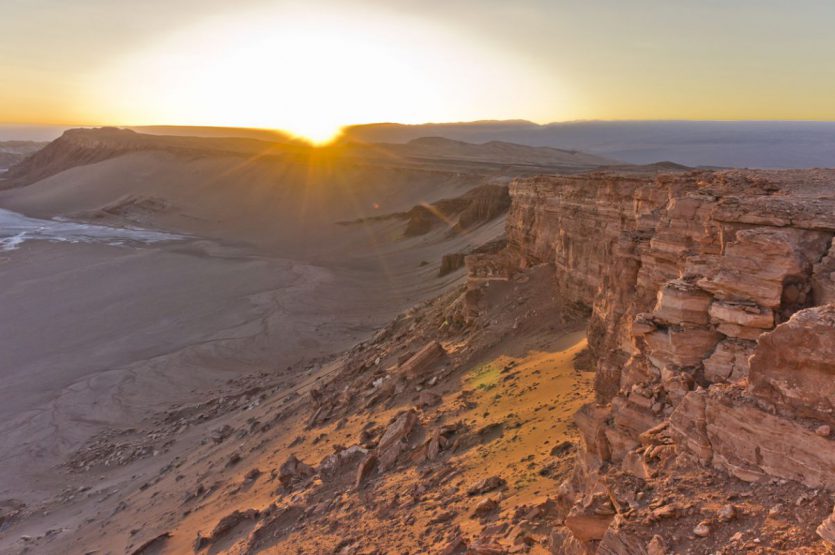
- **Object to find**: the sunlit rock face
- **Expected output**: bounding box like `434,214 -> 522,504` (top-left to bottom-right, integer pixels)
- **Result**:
503,169 -> 835,551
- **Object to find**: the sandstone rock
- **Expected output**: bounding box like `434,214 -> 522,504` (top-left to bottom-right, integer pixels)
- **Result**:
196,508 -> 259,549
318,445 -> 367,481
693,521 -> 710,537
424,426 -> 452,461
503,171 -> 835,552
669,391 -> 711,464
467,541 -> 506,555
417,390 -> 441,408
547,526 -> 587,555
659,368 -> 693,404
398,342 -> 447,381
709,301 -> 773,329
697,227 -> 831,308
646,535 -> 667,555
354,453 -> 377,488
129,532 -> 171,555
644,326 -> 720,369
574,403 -> 611,462
564,488 -> 616,543
612,396 -> 662,439
439,535 -> 467,554
817,505 -> 835,546
673,390 -> 835,488
467,476 -> 506,496
717,504 -> 736,522
597,515 -> 648,555
812,239 -> 835,305
621,451 -> 650,480
631,314 -> 657,336
653,280 -> 712,325
472,497 -> 499,518
816,425 -> 831,437
377,410 -> 418,470
749,305 -> 835,424
278,455 -> 314,488
703,340 -> 754,383
563,511 -> 614,543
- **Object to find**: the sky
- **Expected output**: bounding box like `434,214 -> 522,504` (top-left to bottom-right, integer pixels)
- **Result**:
3,0 -> 835,141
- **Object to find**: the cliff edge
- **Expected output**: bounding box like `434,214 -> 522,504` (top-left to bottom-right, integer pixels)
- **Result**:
499,169 -> 835,553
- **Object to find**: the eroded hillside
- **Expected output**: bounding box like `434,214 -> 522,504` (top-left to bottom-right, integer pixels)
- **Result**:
3,168 -> 835,555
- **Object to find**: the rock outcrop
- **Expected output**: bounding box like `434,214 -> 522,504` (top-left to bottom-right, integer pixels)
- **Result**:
502,169 -> 835,551
403,185 -> 511,237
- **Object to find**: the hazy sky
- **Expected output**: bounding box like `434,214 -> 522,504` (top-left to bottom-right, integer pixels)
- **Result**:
4,0 -> 835,139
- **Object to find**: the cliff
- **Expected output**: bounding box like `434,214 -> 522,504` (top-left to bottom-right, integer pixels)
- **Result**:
503,169 -> 835,552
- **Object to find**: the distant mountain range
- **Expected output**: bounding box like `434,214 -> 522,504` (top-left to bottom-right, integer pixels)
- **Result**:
1,127 -> 620,189
341,120 -> 835,168
4,120 -> 835,168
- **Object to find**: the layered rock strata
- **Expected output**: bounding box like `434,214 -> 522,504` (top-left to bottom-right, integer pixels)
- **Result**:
501,169 -> 835,551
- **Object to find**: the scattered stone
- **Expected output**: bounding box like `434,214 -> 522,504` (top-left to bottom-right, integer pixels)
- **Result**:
129,532 -> 171,555
355,453 -> 378,489
417,390 -> 441,408
278,454 -> 314,488
377,410 -> 418,470
398,342 -> 447,381
472,497 -> 499,518
717,504 -> 736,522
439,535 -> 467,555
467,541 -> 506,555
549,440 -> 574,456
693,521 -> 710,538
816,425 -> 831,437
467,476 -> 506,496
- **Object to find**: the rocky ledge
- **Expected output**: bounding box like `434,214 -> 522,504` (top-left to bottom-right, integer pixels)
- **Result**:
497,169 -> 835,553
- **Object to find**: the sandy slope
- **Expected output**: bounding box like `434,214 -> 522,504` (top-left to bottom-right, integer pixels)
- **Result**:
0,254 -> 595,554
0,137 -> 511,513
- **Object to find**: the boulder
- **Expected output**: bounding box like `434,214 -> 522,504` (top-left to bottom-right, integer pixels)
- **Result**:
467,476 -> 506,496
376,410 -> 418,470
416,390 -> 441,408
749,304 -> 835,424
277,455 -> 314,488
355,453 -> 378,489
318,445 -> 367,481
547,526 -> 587,555
397,342 -> 447,381
597,515 -> 647,555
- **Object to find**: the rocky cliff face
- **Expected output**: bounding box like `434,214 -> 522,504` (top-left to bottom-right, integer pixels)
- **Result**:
503,169 -> 835,552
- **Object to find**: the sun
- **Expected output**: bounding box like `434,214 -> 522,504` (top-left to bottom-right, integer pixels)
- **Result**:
286,122 -> 342,146
79,4 -> 567,136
